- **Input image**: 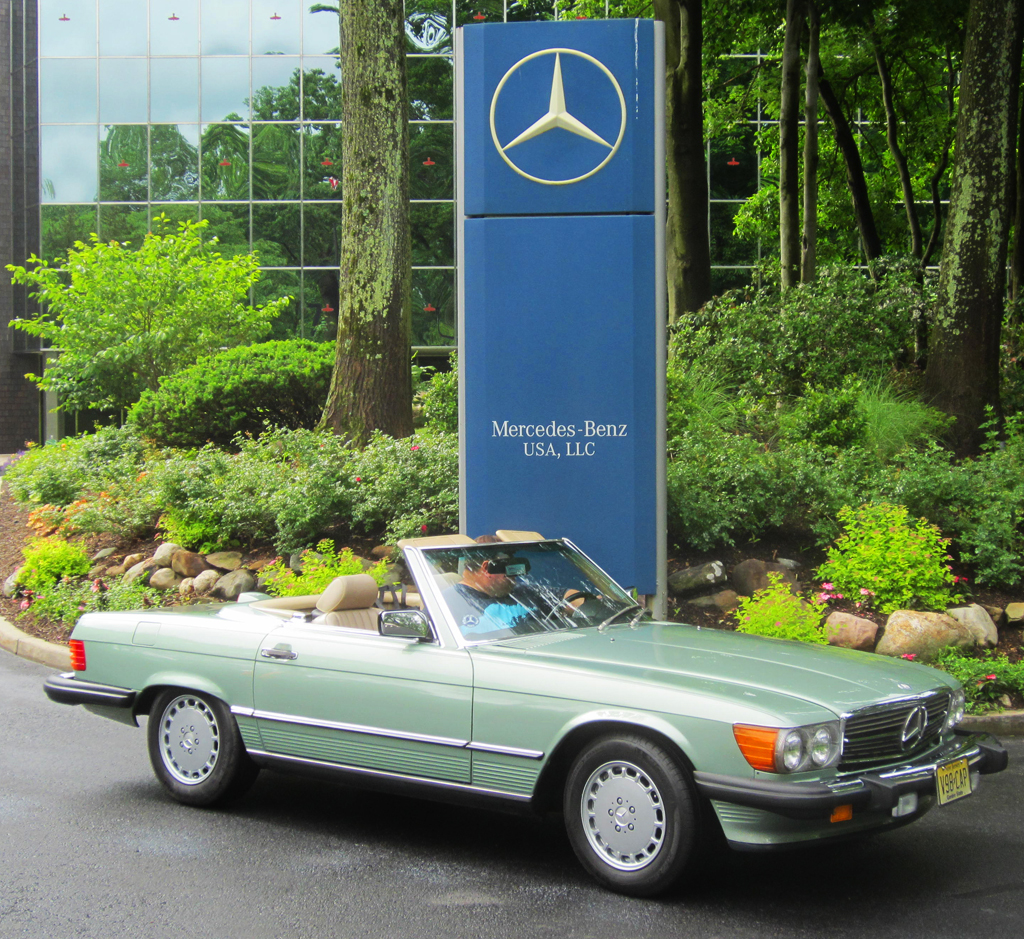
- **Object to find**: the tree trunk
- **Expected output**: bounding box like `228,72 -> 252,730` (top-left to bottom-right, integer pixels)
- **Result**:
801,1 -> 820,284
819,72 -> 884,264
655,0 -> 712,321
320,0 -> 413,444
780,0 -> 803,288
923,0 -> 1022,457
1010,87 -> 1024,302
874,44 -> 923,258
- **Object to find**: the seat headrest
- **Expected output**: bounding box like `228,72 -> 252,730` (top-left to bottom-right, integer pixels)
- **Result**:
495,530 -> 545,542
315,574 -> 380,613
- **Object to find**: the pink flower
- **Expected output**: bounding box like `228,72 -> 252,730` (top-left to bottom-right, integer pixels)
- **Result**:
354,477 -> 361,483
410,445 -> 420,451
901,653 -> 917,661
19,599 -> 31,611
859,587 -> 874,596
984,674 -> 997,681
421,524 -> 428,532
821,582 -> 834,591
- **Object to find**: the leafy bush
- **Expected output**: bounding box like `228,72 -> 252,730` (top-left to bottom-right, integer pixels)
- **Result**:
816,503 -> 959,614
422,352 -> 458,434
129,339 -> 334,450
260,539 -> 389,596
666,358 -> 739,443
734,572 -> 827,644
780,381 -> 865,450
22,579 -> 162,628
17,538 -> 92,592
858,379 -> 950,461
932,647 -> 1024,714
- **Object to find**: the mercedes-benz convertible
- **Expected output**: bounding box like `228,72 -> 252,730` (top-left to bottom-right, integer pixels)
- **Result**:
44,532 -> 1008,896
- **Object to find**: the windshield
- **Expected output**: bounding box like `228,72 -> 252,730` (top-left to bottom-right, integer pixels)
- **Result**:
418,541 -> 646,642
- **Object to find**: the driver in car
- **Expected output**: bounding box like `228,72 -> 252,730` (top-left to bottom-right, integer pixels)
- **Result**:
441,550 -> 539,638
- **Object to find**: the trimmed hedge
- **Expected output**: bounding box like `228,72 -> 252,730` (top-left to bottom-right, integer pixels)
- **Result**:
129,340 -> 333,449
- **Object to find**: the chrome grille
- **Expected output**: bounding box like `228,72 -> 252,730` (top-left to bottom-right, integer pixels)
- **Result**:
839,690 -> 951,771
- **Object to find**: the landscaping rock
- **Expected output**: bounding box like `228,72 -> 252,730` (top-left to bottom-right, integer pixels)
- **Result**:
149,567 -> 182,591
775,558 -> 802,572
210,569 -> 256,601
123,558 -> 160,586
106,563 -> 126,576
192,569 -> 221,596
92,547 -> 117,562
946,604 -> 999,649
1005,602 -> 1024,624
875,610 -> 976,662
171,550 -> 208,578
123,553 -> 146,570
371,545 -> 394,560
686,589 -> 739,613
206,551 -> 243,572
823,612 -> 878,652
731,559 -> 798,597
152,543 -> 181,568
3,567 -> 23,598
179,577 -> 196,596
668,561 -> 727,596
982,605 -> 1007,629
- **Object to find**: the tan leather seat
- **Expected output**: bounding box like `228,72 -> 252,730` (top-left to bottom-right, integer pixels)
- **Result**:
313,574 -> 380,630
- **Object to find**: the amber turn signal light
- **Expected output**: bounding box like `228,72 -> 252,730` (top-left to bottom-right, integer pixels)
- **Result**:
733,724 -> 779,772
830,804 -> 853,823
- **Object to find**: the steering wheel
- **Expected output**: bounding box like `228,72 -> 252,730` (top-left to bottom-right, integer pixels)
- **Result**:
563,590 -> 599,606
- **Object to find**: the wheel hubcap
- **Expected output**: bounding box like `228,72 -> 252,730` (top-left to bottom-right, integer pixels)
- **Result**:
581,760 -> 665,871
158,695 -> 220,786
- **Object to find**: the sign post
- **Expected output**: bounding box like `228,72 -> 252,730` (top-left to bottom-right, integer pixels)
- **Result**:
456,20 -> 666,614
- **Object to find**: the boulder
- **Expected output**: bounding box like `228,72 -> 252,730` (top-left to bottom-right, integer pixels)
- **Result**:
171,550 -> 208,578
371,545 -> 394,560
824,612 -> 878,652
123,558 -> 160,586
946,604 -> 999,649
875,610 -> 976,662
123,553 -> 146,570
179,577 -> 196,596
982,605 -> 1007,629
731,559 -> 798,597
91,547 -> 117,562
3,567 -> 23,598
152,543 -> 182,568
1005,602 -> 1024,625
685,589 -> 739,613
668,561 -> 727,597
192,569 -> 221,596
206,551 -> 243,572
210,569 -> 256,601
775,558 -> 802,572
149,567 -> 182,591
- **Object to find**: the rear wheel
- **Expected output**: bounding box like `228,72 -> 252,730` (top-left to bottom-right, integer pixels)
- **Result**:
564,734 -> 700,896
147,689 -> 259,807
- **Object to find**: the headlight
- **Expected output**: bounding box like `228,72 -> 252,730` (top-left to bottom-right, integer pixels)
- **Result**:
945,687 -> 966,731
734,721 -> 843,774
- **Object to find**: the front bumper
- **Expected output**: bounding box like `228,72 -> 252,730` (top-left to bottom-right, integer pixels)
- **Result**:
43,672 -> 136,710
693,730 -> 1008,821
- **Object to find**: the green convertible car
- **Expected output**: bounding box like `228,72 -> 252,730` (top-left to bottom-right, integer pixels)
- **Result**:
44,532 -> 1008,896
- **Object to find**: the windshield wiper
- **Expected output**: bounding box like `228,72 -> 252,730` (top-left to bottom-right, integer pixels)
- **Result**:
597,600 -> 643,632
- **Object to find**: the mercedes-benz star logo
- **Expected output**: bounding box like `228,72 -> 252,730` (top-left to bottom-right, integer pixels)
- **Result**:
489,48 -> 627,186
900,705 -> 927,751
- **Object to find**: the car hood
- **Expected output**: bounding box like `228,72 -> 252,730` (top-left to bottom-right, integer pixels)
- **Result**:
471,621 -> 952,719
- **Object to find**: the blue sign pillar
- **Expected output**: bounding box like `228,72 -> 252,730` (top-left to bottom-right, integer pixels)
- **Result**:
456,20 -> 666,610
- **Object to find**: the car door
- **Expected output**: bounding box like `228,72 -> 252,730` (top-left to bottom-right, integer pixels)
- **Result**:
250,621 -> 474,784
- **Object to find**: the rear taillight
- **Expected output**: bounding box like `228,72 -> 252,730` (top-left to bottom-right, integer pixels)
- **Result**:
69,640 -> 86,671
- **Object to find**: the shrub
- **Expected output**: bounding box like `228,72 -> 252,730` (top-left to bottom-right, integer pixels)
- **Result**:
858,379 -> 950,461
666,358 -> 739,443
932,647 -> 1024,714
734,572 -> 827,644
17,538 -> 92,592
422,352 -> 458,434
22,579 -> 162,628
260,540 -> 389,596
815,503 -> 959,615
780,381 -> 865,450
129,339 -> 334,450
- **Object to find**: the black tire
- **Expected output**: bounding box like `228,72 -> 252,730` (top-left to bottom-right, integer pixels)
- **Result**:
563,734 -> 700,897
147,688 -> 259,807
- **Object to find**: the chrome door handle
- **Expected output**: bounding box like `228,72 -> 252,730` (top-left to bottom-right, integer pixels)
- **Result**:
260,647 -> 297,660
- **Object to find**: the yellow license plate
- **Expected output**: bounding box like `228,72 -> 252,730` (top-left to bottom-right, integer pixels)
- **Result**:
936,757 -> 972,806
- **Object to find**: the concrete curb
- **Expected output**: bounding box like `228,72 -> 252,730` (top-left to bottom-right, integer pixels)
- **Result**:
0,615 -> 71,670
960,710 -> 1024,737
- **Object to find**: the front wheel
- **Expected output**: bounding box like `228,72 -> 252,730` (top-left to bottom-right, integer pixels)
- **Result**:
563,734 -> 700,896
147,689 -> 259,807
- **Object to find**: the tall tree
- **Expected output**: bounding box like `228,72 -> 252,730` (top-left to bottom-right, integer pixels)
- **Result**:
801,1 -> 821,283
779,0 -> 804,288
923,0 -> 1023,456
320,1 -> 414,443
655,0 -> 712,321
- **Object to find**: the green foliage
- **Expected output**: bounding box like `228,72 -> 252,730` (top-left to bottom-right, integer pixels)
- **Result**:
858,379 -> 951,461
422,353 -> 459,434
23,579 -> 162,629
734,573 -> 828,644
17,538 -> 92,592
816,504 -> 959,615
932,647 -> 1024,714
666,358 -> 739,443
6,216 -> 290,412
260,539 -> 388,597
780,381 -> 866,450
129,340 -> 334,450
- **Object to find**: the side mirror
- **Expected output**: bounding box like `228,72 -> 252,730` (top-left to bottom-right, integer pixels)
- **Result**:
378,609 -> 433,642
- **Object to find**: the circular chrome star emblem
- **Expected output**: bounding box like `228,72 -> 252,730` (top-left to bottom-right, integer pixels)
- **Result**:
489,48 -> 627,186
900,705 -> 927,751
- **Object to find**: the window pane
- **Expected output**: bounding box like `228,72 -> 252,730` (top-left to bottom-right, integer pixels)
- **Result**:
410,123 -> 453,200
259,269 -> 305,339
252,56 -> 302,121
300,57 -> 342,121
411,268 -> 456,347
406,2 -> 452,54
100,125 -> 149,201
100,59 -> 148,124
153,205 -> 201,230
41,205 -> 98,263
202,57 -> 251,122
303,271 -> 340,342
408,57 -> 453,120
252,124 -> 301,200
202,0 -> 251,55
41,126 -> 98,203
151,124 -> 201,201
303,3 -> 339,55
456,3 -> 504,27
709,131 -> 758,200
302,124 -> 343,198
151,58 -> 199,122
97,204 -> 149,244
99,0 -> 148,56
150,0 -> 199,56
253,0 -> 300,55
304,202 -> 343,266
411,202 -> 454,266
710,202 -> 757,266
201,123 -> 250,200
40,59 -> 96,123
200,202 -> 250,254
253,203 -> 301,266
40,0 -> 97,57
